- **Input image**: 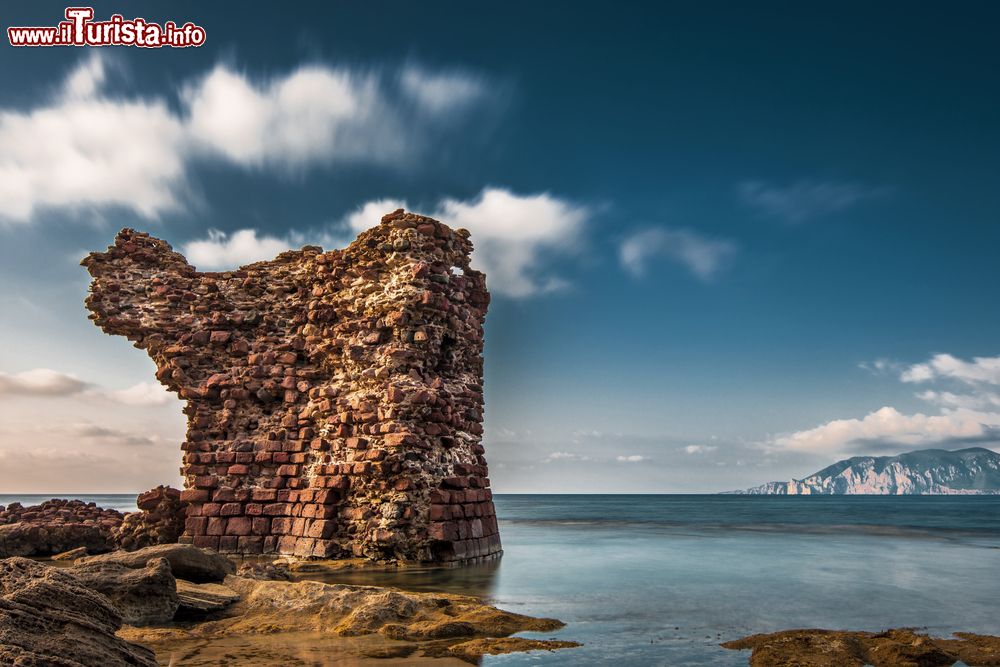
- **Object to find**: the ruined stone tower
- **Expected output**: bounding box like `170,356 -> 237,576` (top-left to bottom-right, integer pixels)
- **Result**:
83,209 -> 501,563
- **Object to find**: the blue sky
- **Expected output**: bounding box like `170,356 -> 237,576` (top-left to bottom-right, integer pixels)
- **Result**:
0,1 -> 998,492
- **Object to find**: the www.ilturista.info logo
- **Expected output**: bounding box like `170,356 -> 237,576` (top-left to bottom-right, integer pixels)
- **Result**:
8,7 -> 206,48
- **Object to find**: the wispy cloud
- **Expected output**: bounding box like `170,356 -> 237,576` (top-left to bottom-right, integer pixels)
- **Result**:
0,369 -> 89,397
619,227 -> 737,281
0,368 -> 175,407
616,454 -> 647,462
0,53 -> 505,225
544,451 -> 591,463
901,353 -> 1000,386
738,180 -> 884,224
684,444 -> 718,454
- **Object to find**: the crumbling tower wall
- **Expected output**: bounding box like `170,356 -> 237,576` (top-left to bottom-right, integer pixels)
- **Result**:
82,209 -> 501,562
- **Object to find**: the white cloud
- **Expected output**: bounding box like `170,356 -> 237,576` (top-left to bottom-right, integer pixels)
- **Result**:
616,455 -> 647,462
901,353 -> 1000,386
399,67 -> 488,114
107,381 -> 175,407
739,180 -> 882,224
190,188 -> 591,297
184,64 -> 406,167
0,54 -> 503,225
0,369 -> 89,397
684,445 -> 717,454
544,451 -> 591,462
343,198 -> 408,234
0,54 -> 187,224
774,406 -> 993,454
433,188 -> 590,298
620,227 -> 737,281
183,229 -> 296,270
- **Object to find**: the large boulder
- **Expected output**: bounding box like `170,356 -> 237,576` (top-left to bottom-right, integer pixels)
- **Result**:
113,486 -> 188,551
0,557 -> 156,667
77,543 -> 235,583
72,557 -> 179,626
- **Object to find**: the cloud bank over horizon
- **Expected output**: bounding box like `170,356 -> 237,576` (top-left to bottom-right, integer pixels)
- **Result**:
772,353 -> 1000,457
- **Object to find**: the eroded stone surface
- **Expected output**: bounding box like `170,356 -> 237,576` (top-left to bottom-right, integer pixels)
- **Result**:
0,557 -> 157,667
83,209 -> 499,562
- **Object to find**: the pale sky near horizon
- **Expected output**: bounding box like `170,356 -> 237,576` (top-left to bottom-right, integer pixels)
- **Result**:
1,1 -> 999,493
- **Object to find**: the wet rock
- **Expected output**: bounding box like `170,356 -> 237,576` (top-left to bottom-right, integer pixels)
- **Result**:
76,543 -> 235,583
722,628 -> 1000,667
0,557 -> 156,666
433,637 -> 582,664
52,546 -> 90,560
120,575 -> 575,663
71,557 -> 178,626
236,560 -> 292,581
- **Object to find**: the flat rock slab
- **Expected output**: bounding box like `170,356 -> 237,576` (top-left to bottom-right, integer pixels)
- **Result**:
176,579 -> 240,613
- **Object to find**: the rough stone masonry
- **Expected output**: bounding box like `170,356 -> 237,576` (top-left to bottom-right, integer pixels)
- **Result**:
82,209 -> 501,563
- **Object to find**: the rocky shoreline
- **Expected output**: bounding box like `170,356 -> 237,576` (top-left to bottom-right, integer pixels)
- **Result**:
0,495 -> 578,666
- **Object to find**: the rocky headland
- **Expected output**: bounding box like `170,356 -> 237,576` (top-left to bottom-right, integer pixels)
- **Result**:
731,447 -> 1000,495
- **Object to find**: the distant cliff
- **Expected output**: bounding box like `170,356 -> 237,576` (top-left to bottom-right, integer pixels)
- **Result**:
732,447 -> 1000,495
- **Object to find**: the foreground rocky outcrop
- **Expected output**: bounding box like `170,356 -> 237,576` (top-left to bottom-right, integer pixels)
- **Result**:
71,558 -> 179,626
83,209 -> 501,562
0,499 -> 124,557
731,447 -> 1000,494
722,628 -> 1000,666
120,573 -> 579,664
0,557 -> 156,667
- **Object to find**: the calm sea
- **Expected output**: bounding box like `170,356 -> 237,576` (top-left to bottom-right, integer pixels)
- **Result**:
3,493 -> 998,665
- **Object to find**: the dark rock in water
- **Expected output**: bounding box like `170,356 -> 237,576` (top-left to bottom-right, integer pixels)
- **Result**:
113,485 -> 188,551
0,522 -> 110,558
72,557 -> 179,626
731,446 -> 1000,495
0,557 -> 157,666
0,498 -> 125,557
722,628 -> 1000,666
52,546 -> 90,561
77,543 -> 235,583
236,560 -> 292,581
